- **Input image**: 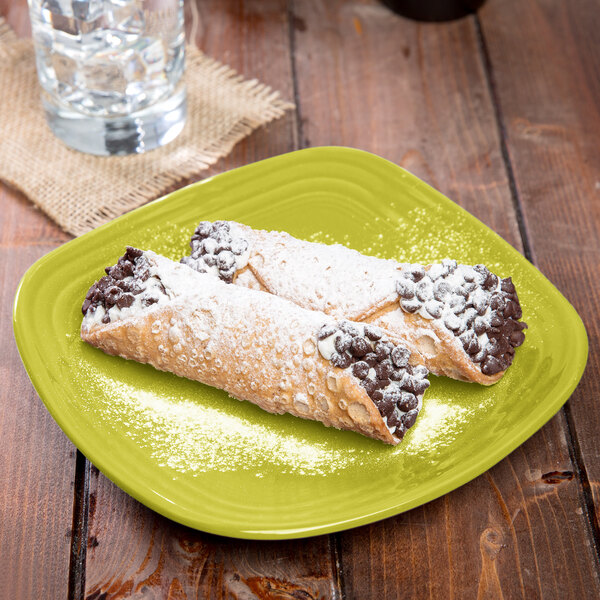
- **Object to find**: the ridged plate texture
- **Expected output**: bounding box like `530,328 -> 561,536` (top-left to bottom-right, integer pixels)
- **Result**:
13,147 -> 588,539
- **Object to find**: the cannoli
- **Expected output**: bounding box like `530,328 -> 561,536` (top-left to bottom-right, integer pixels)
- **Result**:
81,248 -> 431,445
181,221 -> 527,385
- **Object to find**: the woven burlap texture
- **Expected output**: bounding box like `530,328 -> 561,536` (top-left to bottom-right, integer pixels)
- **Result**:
0,18 -> 293,236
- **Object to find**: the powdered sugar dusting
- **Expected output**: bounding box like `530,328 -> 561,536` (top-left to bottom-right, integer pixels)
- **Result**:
84,372 -> 361,476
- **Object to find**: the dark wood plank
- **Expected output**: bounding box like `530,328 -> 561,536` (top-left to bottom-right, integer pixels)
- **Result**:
0,182 -> 75,599
479,0 -> 600,558
291,1 -> 600,597
82,2 -> 339,598
85,470 -> 337,599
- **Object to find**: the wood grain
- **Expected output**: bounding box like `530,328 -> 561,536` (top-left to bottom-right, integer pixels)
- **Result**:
85,469 -> 337,600
0,182 -> 75,599
479,0 -> 600,531
291,1 -> 600,597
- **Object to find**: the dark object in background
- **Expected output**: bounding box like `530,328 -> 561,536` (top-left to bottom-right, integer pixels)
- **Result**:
381,0 -> 485,22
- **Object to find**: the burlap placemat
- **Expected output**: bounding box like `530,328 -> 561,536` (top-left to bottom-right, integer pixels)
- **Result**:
0,18 -> 293,236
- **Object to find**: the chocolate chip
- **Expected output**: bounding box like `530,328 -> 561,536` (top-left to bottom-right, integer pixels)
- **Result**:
412,378 -> 430,395
375,360 -> 393,380
143,297 -> 159,307
484,272 -> 499,290
489,335 -> 510,357
396,278 -> 415,299
215,220 -> 231,233
433,281 -> 451,302
364,325 -> 382,341
408,266 -> 426,282
490,294 -> 505,311
120,261 -> 134,277
464,308 -> 477,327
340,321 -> 360,336
474,318 -> 488,335
427,264 -> 445,281
125,246 -> 143,260
363,352 -> 378,367
101,314 -> 110,324
387,410 -> 401,429
428,298 -> 446,318
105,286 -> 122,305
217,252 -> 236,270
467,337 -> 480,355
513,303 -> 523,319
402,375 -> 418,394
472,348 -> 488,363
450,297 -> 466,315
390,368 -> 405,381
501,277 -> 515,294
108,265 -> 125,280
202,254 -> 216,267
362,378 -> 377,395
138,267 -> 150,282
215,241 -> 231,253
503,300 -> 516,318
464,270 -> 475,283
371,389 -> 384,402
444,314 -> 462,332
391,346 -> 410,368
331,352 -> 352,369
350,336 -> 371,357
375,342 -> 392,361
194,222 -> 213,239
400,298 -> 421,313
317,324 -> 337,340
383,386 -> 402,403
510,330 -> 526,347
221,269 -> 235,283
402,410 -> 418,429
416,280 -> 433,302
334,334 -> 352,354
378,399 -> 396,419
352,361 -> 370,379
82,298 -> 91,314
116,294 -> 134,309
471,290 -> 489,315
490,313 -> 504,327
413,365 -> 428,378
481,355 -> 504,375
398,392 -> 417,412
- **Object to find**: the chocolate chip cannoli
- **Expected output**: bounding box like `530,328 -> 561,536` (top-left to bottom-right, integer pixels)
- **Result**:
81,248 -> 430,445
181,221 -> 527,385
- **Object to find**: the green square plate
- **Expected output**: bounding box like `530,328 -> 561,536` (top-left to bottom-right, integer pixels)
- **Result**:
13,147 -> 587,539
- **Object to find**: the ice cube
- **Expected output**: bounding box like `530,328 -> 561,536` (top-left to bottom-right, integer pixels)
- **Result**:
41,0 -> 105,37
51,52 -> 78,87
133,36 -> 166,78
71,0 -> 104,22
105,0 -> 145,36
82,56 -> 128,94
41,0 -> 77,35
42,0 -> 74,18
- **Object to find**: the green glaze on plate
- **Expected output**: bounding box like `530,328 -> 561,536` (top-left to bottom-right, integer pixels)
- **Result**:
13,147 -> 588,539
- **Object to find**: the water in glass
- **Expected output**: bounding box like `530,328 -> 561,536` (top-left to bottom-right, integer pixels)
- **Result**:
28,0 -> 186,155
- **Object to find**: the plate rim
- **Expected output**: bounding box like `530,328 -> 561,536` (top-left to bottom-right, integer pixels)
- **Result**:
12,146 -> 589,539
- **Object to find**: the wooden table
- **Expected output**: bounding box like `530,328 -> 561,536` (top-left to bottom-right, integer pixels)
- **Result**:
1,1 -> 598,598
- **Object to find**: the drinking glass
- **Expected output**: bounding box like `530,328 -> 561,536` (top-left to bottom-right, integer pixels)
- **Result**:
27,0 -> 187,155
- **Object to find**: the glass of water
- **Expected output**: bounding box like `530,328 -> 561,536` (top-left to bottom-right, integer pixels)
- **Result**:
28,0 -> 186,155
